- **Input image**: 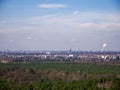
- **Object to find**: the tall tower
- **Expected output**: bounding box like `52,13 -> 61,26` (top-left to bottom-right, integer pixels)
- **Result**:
70,48 -> 72,52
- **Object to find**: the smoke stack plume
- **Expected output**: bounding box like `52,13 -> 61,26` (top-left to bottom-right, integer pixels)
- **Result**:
102,43 -> 107,51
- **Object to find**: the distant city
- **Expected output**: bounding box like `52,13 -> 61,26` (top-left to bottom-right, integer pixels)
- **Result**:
0,49 -> 120,63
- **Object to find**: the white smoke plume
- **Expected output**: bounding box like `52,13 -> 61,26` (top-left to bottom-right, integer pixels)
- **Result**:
103,43 -> 107,48
102,43 -> 107,51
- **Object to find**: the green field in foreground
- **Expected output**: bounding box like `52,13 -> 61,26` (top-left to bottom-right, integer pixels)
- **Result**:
0,62 -> 120,90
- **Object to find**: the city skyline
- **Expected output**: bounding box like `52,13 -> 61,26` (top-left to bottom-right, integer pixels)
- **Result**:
0,0 -> 120,51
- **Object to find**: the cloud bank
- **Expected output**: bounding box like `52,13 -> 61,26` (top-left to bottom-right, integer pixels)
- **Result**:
0,11 -> 120,51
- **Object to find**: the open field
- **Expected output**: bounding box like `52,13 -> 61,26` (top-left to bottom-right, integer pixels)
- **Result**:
0,62 -> 120,90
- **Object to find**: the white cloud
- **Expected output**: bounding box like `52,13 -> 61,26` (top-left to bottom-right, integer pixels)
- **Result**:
0,12 -> 120,34
38,4 -> 66,8
26,36 -> 32,40
24,12 -> 120,32
9,40 -> 14,43
73,10 -> 79,15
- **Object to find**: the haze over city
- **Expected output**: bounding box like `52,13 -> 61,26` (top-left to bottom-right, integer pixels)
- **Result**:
0,0 -> 120,51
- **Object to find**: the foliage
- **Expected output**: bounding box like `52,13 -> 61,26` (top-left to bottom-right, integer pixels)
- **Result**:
0,62 -> 120,74
0,62 -> 120,90
0,78 -> 120,90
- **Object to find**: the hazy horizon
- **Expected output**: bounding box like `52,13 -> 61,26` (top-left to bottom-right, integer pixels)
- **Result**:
0,0 -> 120,51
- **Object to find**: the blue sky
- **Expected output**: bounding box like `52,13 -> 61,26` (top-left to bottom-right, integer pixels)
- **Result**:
1,0 -> 120,18
0,0 -> 120,51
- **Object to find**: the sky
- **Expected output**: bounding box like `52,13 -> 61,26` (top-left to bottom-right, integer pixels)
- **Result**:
0,0 -> 120,51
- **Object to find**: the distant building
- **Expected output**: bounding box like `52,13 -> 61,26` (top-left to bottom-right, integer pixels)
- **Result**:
0,59 -> 12,63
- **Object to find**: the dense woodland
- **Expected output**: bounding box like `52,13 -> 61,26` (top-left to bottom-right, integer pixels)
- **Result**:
0,62 -> 120,90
